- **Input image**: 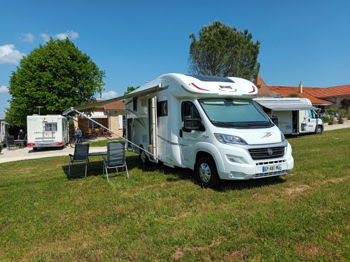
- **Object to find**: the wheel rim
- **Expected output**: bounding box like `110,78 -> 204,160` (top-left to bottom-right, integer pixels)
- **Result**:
199,162 -> 211,183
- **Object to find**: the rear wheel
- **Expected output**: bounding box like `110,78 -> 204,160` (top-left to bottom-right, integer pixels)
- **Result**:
139,148 -> 150,168
195,156 -> 220,188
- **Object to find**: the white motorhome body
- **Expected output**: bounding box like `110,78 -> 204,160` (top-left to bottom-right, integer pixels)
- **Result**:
27,115 -> 69,149
0,120 -> 9,145
254,98 -> 323,135
124,73 -> 294,186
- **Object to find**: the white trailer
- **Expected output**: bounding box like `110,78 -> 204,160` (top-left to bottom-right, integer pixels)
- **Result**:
0,120 -> 9,145
64,73 -> 294,187
27,115 -> 69,149
254,98 -> 324,135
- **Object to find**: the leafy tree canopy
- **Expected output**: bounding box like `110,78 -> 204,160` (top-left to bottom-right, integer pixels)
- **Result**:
124,86 -> 139,95
189,21 -> 260,81
6,39 -> 105,127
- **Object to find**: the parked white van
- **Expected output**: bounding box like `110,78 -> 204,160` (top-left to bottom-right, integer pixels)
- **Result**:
254,98 -> 324,135
123,74 -> 294,187
27,115 -> 69,150
0,119 -> 9,145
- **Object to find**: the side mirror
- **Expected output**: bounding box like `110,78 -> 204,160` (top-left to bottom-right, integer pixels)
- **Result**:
183,119 -> 205,132
271,115 -> 279,126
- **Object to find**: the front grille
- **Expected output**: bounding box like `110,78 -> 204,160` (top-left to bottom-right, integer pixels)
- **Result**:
249,146 -> 285,160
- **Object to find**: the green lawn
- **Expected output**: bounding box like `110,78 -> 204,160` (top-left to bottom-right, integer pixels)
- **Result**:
1,129 -> 350,261
88,138 -> 121,147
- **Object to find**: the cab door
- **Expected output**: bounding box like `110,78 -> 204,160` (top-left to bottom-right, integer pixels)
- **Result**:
179,101 -> 204,168
303,109 -> 317,133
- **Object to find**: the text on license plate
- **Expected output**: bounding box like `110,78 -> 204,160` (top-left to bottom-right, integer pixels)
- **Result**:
262,164 -> 282,173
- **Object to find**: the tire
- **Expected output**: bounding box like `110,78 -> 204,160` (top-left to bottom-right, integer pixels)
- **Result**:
195,156 -> 220,188
315,125 -> 323,134
33,147 -> 38,151
139,148 -> 150,168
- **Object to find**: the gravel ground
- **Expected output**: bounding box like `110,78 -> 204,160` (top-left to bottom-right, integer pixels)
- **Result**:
323,119 -> 350,131
0,146 -> 107,163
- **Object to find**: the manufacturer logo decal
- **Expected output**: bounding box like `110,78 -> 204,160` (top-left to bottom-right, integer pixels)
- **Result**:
261,132 -> 272,138
219,85 -> 237,92
267,148 -> 273,156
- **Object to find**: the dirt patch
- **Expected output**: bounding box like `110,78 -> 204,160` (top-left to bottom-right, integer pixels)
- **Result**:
295,242 -> 325,259
285,185 -> 311,196
172,239 -> 222,260
224,247 -> 250,261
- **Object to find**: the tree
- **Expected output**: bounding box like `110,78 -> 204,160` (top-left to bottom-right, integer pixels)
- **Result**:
189,21 -> 260,81
6,39 -> 105,127
124,86 -> 139,95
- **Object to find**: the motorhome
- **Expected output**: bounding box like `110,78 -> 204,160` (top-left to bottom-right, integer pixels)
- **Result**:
254,98 -> 323,135
0,119 -> 9,145
123,74 -> 294,187
27,115 -> 69,150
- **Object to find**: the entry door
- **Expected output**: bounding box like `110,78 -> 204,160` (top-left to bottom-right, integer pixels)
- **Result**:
303,109 -> 317,132
127,118 -> 133,149
180,101 -> 203,167
148,96 -> 157,159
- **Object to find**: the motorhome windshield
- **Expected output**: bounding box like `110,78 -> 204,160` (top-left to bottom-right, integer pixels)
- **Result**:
199,99 -> 273,128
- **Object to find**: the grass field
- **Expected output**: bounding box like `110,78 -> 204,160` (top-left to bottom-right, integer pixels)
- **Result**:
1,129 -> 350,261
88,138 -> 121,147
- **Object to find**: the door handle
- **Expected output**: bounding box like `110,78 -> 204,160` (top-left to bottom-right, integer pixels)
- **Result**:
179,129 -> 183,138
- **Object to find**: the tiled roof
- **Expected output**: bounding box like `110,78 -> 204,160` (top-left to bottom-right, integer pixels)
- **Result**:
104,100 -> 125,110
267,85 -> 332,104
306,84 -> 350,98
256,76 -> 350,105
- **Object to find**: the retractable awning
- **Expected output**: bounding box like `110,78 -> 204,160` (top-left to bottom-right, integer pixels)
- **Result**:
63,84 -> 166,114
254,98 -> 313,111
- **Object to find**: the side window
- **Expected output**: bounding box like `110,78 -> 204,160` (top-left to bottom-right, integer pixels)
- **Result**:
157,101 -> 168,117
45,123 -> 57,131
133,97 -> 138,111
181,101 -> 201,121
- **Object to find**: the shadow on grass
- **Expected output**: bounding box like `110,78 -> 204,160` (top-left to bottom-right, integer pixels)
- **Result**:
62,155 -> 286,191
62,155 -> 140,180
216,176 -> 286,192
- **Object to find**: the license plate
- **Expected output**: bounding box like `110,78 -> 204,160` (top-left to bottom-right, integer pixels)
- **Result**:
262,164 -> 282,173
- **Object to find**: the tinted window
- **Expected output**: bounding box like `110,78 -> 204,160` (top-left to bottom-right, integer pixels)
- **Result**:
181,101 -> 201,121
157,101 -> 168,117
133,97 -> 138,111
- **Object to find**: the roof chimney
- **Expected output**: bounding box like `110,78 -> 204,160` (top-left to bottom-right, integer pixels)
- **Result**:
299,81 -> 303,94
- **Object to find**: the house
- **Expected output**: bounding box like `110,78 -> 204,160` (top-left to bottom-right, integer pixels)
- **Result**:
256,76 -> 350,110
73,100 -> 125,138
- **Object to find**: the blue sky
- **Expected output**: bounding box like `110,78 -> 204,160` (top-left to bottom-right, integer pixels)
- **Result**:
1,0 -> 350,118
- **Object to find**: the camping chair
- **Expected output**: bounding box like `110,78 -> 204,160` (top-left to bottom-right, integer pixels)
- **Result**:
6,136 -> 16,150
68,143 -> 90,178
103,141 -> 129,181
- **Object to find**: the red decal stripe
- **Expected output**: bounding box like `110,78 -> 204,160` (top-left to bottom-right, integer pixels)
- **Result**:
191,82 -> 209,91
249,85 -> 256,93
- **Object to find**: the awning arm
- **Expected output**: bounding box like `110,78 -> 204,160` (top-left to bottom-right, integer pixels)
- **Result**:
63,107 -> 155,159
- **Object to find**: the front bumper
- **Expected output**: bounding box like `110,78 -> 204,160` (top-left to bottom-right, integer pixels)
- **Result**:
216,141 -> 294,180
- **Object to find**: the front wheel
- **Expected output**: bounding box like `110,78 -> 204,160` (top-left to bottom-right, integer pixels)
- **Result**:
195,156 -> 220,188
315,125 -> 323,134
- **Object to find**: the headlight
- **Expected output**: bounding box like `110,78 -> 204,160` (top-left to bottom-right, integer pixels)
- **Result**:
214,133 -> 247,145
281,132 -> 286,142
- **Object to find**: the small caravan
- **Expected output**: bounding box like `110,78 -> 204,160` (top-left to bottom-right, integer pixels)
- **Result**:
124,74 -> 294,187
254,98 -> 323,135
27,115 -> 69,149
0,120 -> 9,145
